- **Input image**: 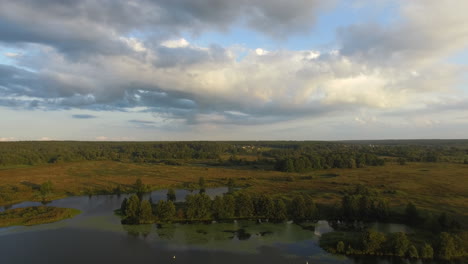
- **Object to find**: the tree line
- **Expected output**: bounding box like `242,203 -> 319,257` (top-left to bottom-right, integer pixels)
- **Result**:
274,153 -> 385,172
119,191 -> 319,224
324,229 -> 467,261
2,140 -> 466,167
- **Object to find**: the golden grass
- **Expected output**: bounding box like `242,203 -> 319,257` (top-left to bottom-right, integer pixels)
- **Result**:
0,161 -> 466,222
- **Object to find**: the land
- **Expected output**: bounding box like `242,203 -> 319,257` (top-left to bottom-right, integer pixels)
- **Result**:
1,161 -> 467,225
0,140 -> 467,261
0,206 -> 81,227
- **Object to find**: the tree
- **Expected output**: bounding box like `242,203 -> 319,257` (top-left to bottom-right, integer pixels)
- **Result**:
375,199 -> 390,220
39,180 -> 53,200
358,195 -> 372,220
405,202 -> 419,226
235,192 -> 254,218
155,200 -> 176,221
304,195 -> 318,220
199,177 -> 205,189
272,199 -> 287,221
185,193 -> 212,220
362,230 -> 386,254
222,195 -> 236,219
391,232 -> 410,257
135,178 -> 144,192
420,243 -> 434,259
167,188 -> 176,202
437,232 -> 457,260
124,194 -> 140,223
290,195 -> 306,222
212,196 -> 224,220
408,245 -> 419,258
227,178 -> 235,193
120,197 -> 128,213
139,200 -> 153,224
337,241 -> 345,254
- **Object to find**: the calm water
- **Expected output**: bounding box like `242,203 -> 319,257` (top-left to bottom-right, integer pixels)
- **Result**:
0,188 -> 430,264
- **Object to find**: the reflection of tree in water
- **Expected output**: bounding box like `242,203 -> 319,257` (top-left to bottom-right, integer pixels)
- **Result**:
156,224 -> 176,240
122,224 -> 152,238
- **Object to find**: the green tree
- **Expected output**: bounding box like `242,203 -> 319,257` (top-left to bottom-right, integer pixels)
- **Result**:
222,195 -> 236,219
337,241 -> 345,253
285,159 -> 295,172
272,199 -> 287,221
304,195 -> 318,220
185,193 -> 212,220
167,188 -> 176,202
362,230 -> 386,254
155,200 -> 176,221
199,177 -> 205,189
290,195 -> 306,222
420,243 -> 434,259
39,180 -> 53,200
139,200 -> 153,224
375,199 -> 390,220
254,194 -> 274,219
235,192 -> 254,218
124,194 -> 140,223
120,197 -> 128,214
212,196 -> 224,220
408,245 -> 419,258
134,178 -> 145,193
437,232 -> 457,260
391,232 -> 410,257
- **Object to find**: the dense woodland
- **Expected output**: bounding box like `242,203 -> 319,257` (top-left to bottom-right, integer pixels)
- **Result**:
1,140 -> 467,171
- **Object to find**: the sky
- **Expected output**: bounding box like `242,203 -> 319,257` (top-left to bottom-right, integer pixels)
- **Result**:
0,0 -> 467,141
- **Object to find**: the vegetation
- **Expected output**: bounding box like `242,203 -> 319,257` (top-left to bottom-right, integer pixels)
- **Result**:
318,185 -> 467,261
0,206 -> 81,227
0,140 -> 466,261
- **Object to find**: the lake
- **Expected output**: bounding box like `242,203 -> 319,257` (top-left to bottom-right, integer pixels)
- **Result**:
0,188 -> 432,264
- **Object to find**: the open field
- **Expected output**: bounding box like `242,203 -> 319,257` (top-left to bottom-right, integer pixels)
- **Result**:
0,161 -> 466,222
0,206 -> 81,227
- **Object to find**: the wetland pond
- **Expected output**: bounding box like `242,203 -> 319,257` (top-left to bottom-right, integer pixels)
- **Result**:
0,188 -> 431,264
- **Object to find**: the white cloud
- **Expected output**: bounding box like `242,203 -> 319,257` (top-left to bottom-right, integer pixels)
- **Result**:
4,52 -> 21,58
160,38 -> 190,48
0,137 -> 15,141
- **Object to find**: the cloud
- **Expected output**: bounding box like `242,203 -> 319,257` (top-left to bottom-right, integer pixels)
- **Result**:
0,137 -> 15,141
72,114 -> 97,119
0,0 -> 466,133
129,119 -> 156,124
4,52 -> 21,57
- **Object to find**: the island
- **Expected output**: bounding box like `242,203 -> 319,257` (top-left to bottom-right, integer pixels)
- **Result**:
0,206 -> 81,227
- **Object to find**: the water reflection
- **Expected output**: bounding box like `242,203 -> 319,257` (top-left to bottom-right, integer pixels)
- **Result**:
0,187 -> 427,264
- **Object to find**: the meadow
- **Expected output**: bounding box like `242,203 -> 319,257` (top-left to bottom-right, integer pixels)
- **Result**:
1,160 -> 466,225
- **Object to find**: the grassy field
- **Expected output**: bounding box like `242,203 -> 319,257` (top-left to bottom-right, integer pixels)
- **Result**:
0,206 -> 81,227
0,161 -> 467,223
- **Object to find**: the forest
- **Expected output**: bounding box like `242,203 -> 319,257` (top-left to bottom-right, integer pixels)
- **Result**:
1,140 -> 467,170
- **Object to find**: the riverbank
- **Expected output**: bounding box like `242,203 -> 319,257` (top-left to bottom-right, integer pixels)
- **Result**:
0,206 -> 81,227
